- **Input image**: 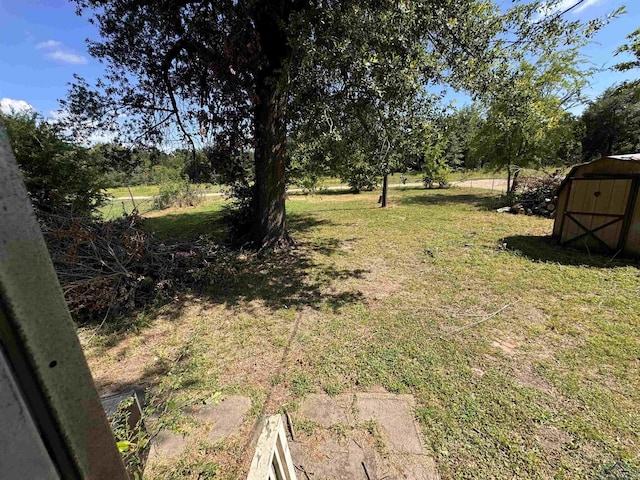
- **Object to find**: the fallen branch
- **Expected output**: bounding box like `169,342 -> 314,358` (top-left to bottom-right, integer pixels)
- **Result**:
362,461 -> 372,480
84,300 -> 114,346
41,211 -> 238,324
294,464 -> 311,480
445,298 -> 521,335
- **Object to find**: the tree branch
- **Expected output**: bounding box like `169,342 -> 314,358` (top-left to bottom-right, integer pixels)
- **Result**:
161,39 -> 198,162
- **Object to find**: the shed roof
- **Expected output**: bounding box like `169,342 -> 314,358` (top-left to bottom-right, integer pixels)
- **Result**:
605,153 -> 640,161
557,153 -> 640,194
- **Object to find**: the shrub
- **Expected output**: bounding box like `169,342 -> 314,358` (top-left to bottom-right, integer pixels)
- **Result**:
3,111 -> 107,218
153,180 -> 203,210
221,180 -> 256,245
423,162 -> 449,189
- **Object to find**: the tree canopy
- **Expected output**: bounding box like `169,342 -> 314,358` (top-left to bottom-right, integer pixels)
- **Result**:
67,0 -> 609,246
470,49 -> 587,192
615,27 -> 640,73
2,110 -> 107,218
581,83 -> 640,160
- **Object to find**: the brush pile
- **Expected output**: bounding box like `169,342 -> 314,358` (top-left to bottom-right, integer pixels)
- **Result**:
40,212 -> 236,323
496,172 -> 563,217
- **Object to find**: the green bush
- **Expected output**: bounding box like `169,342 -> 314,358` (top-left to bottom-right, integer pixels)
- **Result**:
153,180 -> 204,210
2,111 -> 107,218
423,160 -> 450,189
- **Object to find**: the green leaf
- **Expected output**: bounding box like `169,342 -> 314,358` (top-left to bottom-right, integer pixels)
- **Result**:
117,440 -> 136,453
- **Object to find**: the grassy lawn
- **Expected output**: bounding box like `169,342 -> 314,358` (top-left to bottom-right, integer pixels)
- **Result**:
80,187 -> 639,479
101,168 -> 522,201
106,183 -> 221,199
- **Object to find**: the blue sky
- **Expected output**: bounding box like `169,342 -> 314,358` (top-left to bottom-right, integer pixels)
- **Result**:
0,0 -> 639,119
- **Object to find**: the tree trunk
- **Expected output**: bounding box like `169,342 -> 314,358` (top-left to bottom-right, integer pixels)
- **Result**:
254,78 -> 288,248
381,173 -> 388,208
251,2 -> 292,248
506,161 -> 512,194
511,168 -> 520,194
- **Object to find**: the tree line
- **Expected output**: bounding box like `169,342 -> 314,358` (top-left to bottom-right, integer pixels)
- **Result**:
2,2 -> 639,246
3,75 -> 640,222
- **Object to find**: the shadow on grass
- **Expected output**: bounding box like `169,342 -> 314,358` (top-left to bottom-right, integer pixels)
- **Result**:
399,191 -> 500,209
289,185 -> 427,197
501,235 -> 640,268
87,210 -> 366,343
199,212 -> 367,311
206,243 -> 367,312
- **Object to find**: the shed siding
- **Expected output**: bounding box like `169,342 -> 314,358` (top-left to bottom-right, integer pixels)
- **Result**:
624,193 -> 640,256
554,157 -> 638,254
553,188 -> 567,237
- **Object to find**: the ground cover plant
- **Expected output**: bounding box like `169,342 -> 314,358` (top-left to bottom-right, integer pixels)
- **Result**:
80,187 -> 640,479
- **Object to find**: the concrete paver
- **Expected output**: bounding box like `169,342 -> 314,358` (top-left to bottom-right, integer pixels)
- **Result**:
298,393 -> 355,427
355,392 -> 424,455
194,395 -> 252,443
293,392 -> 440,479
148,430 -> 189,461
146,391 -> 439,478
147,395 -> 252,465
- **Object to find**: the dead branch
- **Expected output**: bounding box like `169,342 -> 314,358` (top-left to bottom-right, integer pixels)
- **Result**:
445,299 -> 522,335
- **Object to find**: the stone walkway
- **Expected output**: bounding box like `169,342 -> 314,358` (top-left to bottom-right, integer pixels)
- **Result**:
147,395 -> 252,462
291,393 -> 439,480
146,392 -> 439,479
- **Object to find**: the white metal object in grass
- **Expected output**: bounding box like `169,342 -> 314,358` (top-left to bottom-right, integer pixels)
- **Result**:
247,414 -> 298,480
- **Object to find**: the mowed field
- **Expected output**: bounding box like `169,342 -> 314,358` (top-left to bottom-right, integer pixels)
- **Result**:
81,187 -> 640,479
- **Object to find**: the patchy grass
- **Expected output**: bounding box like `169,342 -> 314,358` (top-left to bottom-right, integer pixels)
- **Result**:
81,187 -> 640,479
99,198 -> 156,219
106,183 -> 220,199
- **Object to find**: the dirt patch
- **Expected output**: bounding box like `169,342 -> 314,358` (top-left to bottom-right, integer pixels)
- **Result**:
537,425 -> 571,455
491,337 -> 519,355
452,178 -> 508,190
513,363 -> 555,396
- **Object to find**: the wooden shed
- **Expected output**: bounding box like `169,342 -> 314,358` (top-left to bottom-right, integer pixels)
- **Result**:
553,154 -> 640,257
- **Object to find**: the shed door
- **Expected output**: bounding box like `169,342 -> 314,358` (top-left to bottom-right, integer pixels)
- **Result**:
560,178 -> 632,252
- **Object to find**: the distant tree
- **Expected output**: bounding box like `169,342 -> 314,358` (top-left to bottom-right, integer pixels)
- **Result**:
581,84 -> 640,160
2,111 -> 107,218
441,105 -> 484,171
470,50 -> 588,193
67,0 -> 610,245
615,27 -> 640,73
291,86 -> 441,201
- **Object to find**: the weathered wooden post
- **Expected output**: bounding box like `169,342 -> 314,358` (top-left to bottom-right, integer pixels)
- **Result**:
0,118 -> 128,479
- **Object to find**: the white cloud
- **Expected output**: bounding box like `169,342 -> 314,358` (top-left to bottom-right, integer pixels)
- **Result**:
574,0 -> 605,13
45,50 -> 87,65
36,39 -> 87,66
538,0 -> 605,17
36,39 -> 62,50
1,98 -> 34,115
48,109 -> 68,121
87,130 -> 118,145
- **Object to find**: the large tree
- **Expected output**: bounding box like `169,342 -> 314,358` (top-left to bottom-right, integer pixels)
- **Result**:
581,84 -> 640,160
470,49 -> 588,192
68,0 -> 606,247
